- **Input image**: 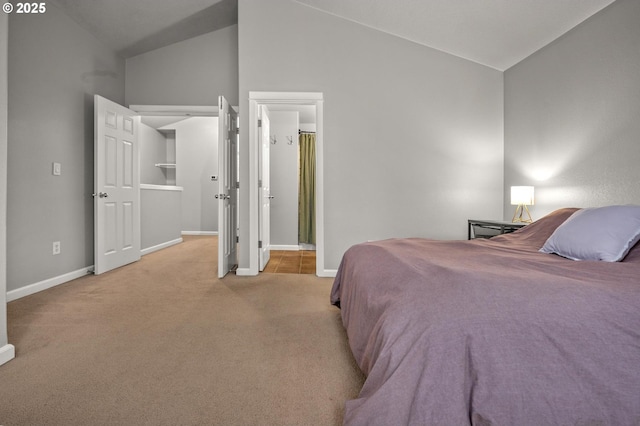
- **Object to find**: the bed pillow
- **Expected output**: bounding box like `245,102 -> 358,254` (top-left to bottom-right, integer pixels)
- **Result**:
539,205 -> 640,261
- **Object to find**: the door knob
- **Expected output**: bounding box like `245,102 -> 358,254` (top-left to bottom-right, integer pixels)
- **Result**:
92,192 -> 109,198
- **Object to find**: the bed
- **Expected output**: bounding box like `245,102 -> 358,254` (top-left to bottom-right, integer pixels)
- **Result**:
331,207 -> 640,425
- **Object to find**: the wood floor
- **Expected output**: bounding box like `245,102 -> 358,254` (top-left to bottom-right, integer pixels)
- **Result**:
264,250 -> 316,274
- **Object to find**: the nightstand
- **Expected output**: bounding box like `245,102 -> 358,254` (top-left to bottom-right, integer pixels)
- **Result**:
468,219 -> 527,240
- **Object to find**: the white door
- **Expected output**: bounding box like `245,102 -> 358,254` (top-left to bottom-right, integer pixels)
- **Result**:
258,106 -> 271,271
217,96 -> 238,278
94,95 -> 140,275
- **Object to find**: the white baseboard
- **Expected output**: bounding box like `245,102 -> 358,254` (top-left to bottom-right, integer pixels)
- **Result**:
182,231 -> 218,236
141,238 -> 183,256
318,269 -> 337,278
0,344 -> 15,366
6,266 -> 92,302
270,245 -> 300,251
235,268 -> 256,276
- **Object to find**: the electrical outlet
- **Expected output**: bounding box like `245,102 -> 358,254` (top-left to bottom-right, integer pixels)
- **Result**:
53,241 -> 61,255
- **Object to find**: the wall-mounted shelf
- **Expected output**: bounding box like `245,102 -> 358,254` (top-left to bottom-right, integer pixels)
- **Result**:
155,163 -> 176,168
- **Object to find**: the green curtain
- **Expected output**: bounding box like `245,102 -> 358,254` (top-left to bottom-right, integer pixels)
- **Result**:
298,133 -> 316,245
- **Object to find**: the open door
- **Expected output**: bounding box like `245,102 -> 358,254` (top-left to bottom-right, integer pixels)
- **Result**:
94,95 -> 140,275
258,106 -> 271,271
217,96 -> 238,278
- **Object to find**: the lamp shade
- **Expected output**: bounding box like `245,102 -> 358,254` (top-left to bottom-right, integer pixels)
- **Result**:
511,186 -> 534,206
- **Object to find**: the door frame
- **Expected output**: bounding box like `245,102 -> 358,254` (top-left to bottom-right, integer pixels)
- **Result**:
258,105 -> 271,271
245,92 -> 326,276
131,104 -> 224,261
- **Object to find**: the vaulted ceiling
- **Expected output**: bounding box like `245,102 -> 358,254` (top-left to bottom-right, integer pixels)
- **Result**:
295,0 -> 616,70
50,0 -> 615,70
49,0 -> 237,58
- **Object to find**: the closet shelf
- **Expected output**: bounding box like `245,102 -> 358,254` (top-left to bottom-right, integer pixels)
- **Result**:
155,163 -> 176,168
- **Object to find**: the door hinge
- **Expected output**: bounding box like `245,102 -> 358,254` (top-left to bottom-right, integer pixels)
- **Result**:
236,236 -> 239,243
258,119 -> 262,128
258,179 -> 262,188
258,240 -> 263,249
235,127 -> 239,135
236,181 -> 240,189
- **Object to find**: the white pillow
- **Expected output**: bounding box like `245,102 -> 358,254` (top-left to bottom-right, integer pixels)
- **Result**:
539,205 -> 640,262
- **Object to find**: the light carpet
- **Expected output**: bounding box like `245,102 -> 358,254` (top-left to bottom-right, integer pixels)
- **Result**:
0,236 -> 365,425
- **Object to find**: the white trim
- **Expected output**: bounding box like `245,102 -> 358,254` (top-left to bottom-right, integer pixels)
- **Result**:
129,105 -> 239,116
248,92 -> 324,277
0,343 -> 15,366
318,269 -> 338,278
181,231 -> 218,236
1,14 -> 9,367
141,237 -> 183,256
315,100 -> 324,276
270,245 -> 301,251
7,267 -> 92,302
140,184 -> 183,191
248,99 -> 260,275
249,92 -> 323,102
235,268 -> 254,276
130,105 -> 219,116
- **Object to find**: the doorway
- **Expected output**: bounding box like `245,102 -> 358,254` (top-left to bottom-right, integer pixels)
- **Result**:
131,105 -> 220,251
266,105 -> 316,252
246,92 -> 326,276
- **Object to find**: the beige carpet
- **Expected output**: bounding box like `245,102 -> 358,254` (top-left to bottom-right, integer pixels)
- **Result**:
0,236 -> 365,425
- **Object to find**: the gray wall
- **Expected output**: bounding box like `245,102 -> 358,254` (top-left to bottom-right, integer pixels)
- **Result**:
269,111 -> 299,247
141,187 -> 182,250
504,0 -> 640,220
172,117 -> 219,233
7,5 -> 125,292
125,26 -> 239,107
140,124 -> 174,185
238,0 -> 504,270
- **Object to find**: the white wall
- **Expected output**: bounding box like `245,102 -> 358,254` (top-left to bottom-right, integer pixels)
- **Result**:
504,0 -> 640,220
125,26 -> 239,107
238,0 -> 504,270
269,111 -> 299,248
170,117 -> 219,233
7,4 -> 125,293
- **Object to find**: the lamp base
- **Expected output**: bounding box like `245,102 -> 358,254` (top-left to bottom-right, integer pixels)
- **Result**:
512,204 -> 533,223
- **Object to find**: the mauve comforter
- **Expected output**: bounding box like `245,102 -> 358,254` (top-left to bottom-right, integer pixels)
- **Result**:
331,208 -> 640,425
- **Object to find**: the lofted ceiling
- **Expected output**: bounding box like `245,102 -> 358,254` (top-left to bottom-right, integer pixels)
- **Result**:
49,0 -> 237,58
50,0 -> 615,70
294,0 -> 616,70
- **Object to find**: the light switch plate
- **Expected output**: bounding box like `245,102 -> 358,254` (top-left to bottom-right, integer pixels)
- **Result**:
53,162 -> 61,176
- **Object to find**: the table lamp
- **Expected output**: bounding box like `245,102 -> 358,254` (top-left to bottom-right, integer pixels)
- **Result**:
511,186 -> 534,223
